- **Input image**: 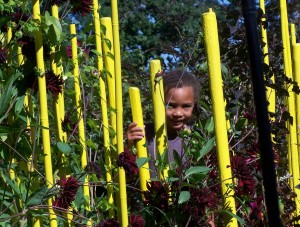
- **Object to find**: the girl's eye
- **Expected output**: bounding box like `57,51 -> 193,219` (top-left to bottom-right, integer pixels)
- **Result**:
183,105 -> 193,109
166,104 -> 175,109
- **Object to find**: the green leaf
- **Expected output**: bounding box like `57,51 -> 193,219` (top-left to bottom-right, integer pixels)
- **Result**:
0,74 -> 19,123
172,149 -> 181,166
57,142 -> 72,154
44,11 -> 62,44
136,157 -> 150,168
86,139 -> 98,150
197,137 -> 215,161
14,95 -> 25,114
222,210 -> 245,226
0,172 -> 20,196
205,117 -> 214,133
184,166 -> 211,179
103,37 -> 112,50
25,185 -> 49,207
178,191 -> 190,204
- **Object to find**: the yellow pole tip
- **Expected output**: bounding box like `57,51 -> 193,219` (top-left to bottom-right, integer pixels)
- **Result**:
208,8 -> 213,12
101,17 -> 111,21
129,87 -> 139,91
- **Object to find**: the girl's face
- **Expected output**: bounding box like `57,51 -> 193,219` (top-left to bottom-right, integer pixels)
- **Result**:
165,86 -> 195,134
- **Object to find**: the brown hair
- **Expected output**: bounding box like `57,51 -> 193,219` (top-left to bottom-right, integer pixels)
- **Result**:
162,68 -> 200,101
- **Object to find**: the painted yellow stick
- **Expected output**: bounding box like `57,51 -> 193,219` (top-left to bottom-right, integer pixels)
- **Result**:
280,0 -> 297,191
92,0 -> 114,217
129,87 -> 150,193
203,9 -> 237,227
260,0 -> 275,115
70,24 -> 91,214
149,60 -> 169,179
291,24 -> 296,45
32,0 -> 57,226
51,5 -> 67,142
51,5 -> 68,180
6,27 -> 16,181
101,17 -> 117,146
18,44 -> 41,227
111,0 -> 128,225
51,6 -> 72,225
292,43 -> 300,218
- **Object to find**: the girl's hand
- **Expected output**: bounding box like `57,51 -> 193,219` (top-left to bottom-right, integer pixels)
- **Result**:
126,122 -> 145,147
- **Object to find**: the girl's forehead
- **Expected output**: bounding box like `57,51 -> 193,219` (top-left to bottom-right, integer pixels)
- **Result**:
166,86 -> 195,95
165,86 -> 195,100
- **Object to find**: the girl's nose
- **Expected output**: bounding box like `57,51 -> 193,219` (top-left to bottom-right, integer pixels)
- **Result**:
174,108 -> 183,117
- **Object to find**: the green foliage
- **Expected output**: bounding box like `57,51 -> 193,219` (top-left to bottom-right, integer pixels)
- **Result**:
0,0 -> 299,226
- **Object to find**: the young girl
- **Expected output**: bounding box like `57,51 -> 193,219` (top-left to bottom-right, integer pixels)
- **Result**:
127,69 -> 200,176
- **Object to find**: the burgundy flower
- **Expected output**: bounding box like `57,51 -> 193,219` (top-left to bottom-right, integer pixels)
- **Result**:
117,149 -> 138,176
143,181 -> 169,211
45,71 -> 64,96
249,196 -> 263,220
12,10 -> 29,27
61,111 -> 78,134
0,9 -> 29,32
85,161 -> 102,179
129,214 -> 145,227
53,176 -> 80,209
70,0 -> 93,16
66,45 -> 72,58
243,111 -> 256,122
19,36 -> 36,61
183,187 -> 219,218
0,47 -> 8,64
245,141 -> 279,172
230,155 -> 256,195
97,218 -> 119,227
65,41 -> 90,59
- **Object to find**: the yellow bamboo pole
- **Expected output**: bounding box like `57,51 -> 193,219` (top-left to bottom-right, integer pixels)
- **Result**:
32,0 -> 57,226
280,0 -> 297,191
92,0 -> 114,217
292,43 -> 300,218
70,24 -> 91,218
203,9 -> 237,227
111,0 -> 128,225
19,43 -> 42,227
129,87 -> 151,193
51,5 -> 68,177
291,24 -> 296,45
51,5 -> 66,142
6,27 -> 16,181
149,60 -> 169,179
101,17 -> 117,146
260,0 -> 275,115
51,6 -> 71,225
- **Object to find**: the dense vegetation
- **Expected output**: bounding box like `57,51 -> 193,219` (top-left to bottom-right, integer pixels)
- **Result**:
0,0 -> 300,226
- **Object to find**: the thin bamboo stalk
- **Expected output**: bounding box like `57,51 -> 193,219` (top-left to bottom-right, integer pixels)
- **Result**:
203,8 -> 237,227
111,0 -> 128,225
280,0 -> 298,193
291,24 -> 296,45
92,0 -> 114,217
19,40 -> 42,227
7,27 -> 16,181
70,24 -> 91,216
259,0 -> 275,115
101,17 -> 117,146
32,0 -> 57,226
51,5 -> 66,142
149,60 -> 169,179
129,87 -> 150,193
292,43 -> 300,219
